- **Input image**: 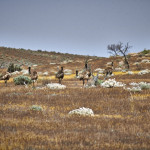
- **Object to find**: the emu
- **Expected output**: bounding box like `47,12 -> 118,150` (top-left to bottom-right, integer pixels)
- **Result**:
76,61 -> 91,86
55,66 -> 64,84
0,72 -> 11,86
28,67 -> 38,87
104,61 -> 114,80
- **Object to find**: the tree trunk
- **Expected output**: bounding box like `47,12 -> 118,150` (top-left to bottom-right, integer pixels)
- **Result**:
124,55 -> 130,70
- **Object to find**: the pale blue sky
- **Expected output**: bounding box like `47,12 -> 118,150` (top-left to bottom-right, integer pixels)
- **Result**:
0,0 -> 150,57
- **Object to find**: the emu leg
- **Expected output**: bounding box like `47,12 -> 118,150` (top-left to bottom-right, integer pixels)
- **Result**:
87,79 -> 88,84
5,80 -> 7,86
32,81 -> 35,87
83,79 -> 85,86
104,74 -> 108,80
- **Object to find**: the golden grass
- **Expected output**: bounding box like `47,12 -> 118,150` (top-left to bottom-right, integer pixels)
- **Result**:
0,70 -> 141,84
0,71 -> 150,150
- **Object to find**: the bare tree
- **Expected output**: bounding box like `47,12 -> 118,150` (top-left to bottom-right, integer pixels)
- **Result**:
107,42 -> 132,70
107,44 -> 118,56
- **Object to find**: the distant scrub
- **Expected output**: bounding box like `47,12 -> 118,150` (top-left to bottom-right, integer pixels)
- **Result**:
141,49 -> 150,55
14,75 -> 32,85
7,63 -> 22,73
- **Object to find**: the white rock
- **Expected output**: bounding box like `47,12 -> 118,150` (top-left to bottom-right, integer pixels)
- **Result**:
43,72 -> 49,76
128,82 -> 150,91
138,69 -> 150,75
141,59 -> 150,63
11,71 -> 20,75
129,82 -> 139,86
107,62 -> 113,65
46,83 -> 66,89
126,86 -> 142,92
128,71 -> 134,75
115,68 -> 122,71
101,79 -> 125,88
33,64 -> 38,67
133,62 -> 140,65
94,68 -> 104,73
64,69 -> 72,75
21,69 -> 28,75
50,63 -> 56,65
68,107 -> 94,116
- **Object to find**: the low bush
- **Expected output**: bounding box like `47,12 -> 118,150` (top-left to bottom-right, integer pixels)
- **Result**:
7,63 -> 22,73
14,75 -> 32,85
30,105 -> 43,111
141,49 -> 150,55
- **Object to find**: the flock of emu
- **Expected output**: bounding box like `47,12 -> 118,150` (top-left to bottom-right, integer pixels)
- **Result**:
0,60 -> 114,87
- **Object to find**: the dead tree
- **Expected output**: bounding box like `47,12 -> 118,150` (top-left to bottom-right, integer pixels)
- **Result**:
108,42 -> 132,70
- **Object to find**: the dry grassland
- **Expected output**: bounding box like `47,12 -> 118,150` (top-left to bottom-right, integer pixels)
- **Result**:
0,73 -> 150,150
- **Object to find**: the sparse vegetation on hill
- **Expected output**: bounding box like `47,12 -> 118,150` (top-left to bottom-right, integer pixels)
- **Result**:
140,49 -> 150,55
0,46 -> 100,68
0,46 -> 150,149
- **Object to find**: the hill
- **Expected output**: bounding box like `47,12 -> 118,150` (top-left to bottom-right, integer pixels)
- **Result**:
0,47 -> 150,74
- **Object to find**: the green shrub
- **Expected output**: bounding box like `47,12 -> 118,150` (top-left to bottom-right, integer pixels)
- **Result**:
96,79 -> 104,85
141,49 -> 150,55
7,63 -> 22,73
30,105 -> 43,111
7,63 -> 15,73
15,65 -> 22,71
14,75 -> 32,85
139,82 -> 150,89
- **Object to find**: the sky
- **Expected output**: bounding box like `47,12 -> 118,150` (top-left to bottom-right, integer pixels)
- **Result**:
0,0 -> 150,57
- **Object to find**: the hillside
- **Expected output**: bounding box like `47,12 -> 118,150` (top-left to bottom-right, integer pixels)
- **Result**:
0,47 -> 150,75
0,46 -> 100,67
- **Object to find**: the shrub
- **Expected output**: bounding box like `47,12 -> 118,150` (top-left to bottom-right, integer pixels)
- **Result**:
141,49 -> 150,55
139,82 -> 150,89
7,63 -> 22,73
126,86 -> 142,92
14,75 -> 32,85
138,69 -> 150,75
30,105 -> 43,111
7,63 -> 15,73
15,65 -> 22,71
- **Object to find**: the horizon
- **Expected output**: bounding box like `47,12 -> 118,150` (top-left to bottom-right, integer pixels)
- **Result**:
0,45 -> 146,58
0,0 -> 150,57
